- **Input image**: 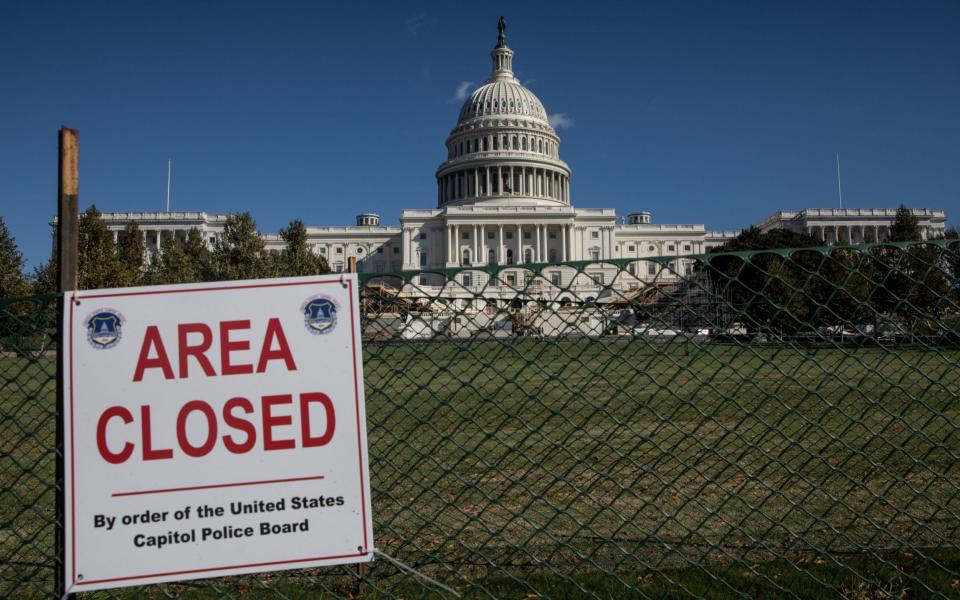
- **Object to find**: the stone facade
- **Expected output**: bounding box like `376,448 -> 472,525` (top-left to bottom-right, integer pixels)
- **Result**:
756,208 -> 947,243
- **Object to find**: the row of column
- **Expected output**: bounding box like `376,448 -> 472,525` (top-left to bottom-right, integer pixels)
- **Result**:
438,166 -> 568,205
443,223 -> 575,266
806,224 -> 936,244
111,228 -> 189,252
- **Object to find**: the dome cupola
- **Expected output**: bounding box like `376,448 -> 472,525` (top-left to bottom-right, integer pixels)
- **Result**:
436,18 -> 571,208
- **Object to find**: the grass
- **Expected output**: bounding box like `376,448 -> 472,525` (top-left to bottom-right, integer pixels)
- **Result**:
2,335 -> 960,598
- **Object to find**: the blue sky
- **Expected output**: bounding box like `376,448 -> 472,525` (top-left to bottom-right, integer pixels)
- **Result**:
2,1 -> 958,268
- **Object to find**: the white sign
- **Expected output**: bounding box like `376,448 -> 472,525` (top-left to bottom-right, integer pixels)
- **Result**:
62,275 -> 373,593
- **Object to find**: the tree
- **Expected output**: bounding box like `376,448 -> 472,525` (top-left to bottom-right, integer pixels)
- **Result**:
868,207 -> 951,329
146,229 -> 213,284
709,226 -> 822,254
888,204 -> 921,242
78,205 -> 125,289
182,228 -> 214,281
116,222 -> 146,285
0,216 -> 29,298
31,256 -> 57,295
705,227 -> 823,333
211,213 -> 268,280
277,219 -> 329,277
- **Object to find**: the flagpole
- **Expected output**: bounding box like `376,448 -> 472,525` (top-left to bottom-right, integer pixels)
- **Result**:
166,159 -> 172,212
836,153 -> 843,209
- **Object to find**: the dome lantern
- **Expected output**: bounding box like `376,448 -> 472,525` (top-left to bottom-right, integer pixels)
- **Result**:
489,16 -> 515,81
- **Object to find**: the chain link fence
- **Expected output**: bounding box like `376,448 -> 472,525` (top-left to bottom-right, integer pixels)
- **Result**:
2,240 -> 959,598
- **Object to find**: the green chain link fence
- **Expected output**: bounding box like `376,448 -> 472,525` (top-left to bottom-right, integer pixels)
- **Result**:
2,240 -> 959,598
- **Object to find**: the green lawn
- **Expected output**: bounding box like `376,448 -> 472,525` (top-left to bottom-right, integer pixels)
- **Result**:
3,337 -> 960,598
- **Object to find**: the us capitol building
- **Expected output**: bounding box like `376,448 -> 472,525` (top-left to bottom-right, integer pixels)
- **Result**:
93,20 -> 947,302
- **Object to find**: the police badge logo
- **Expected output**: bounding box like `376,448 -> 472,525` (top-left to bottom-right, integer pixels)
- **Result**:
85,310 -> 124,349
302,296 -> 338,335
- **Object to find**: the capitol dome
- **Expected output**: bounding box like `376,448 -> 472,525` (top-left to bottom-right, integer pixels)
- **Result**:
456,77 -> 550,126
436,18 -> 571,208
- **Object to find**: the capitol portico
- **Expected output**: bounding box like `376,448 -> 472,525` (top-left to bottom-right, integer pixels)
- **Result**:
83,19 -> 947,303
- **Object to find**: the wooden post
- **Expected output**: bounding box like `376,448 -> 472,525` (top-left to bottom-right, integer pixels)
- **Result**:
56,126 -> 78,599
348,256 -> 357,273
58,127 -> 79,292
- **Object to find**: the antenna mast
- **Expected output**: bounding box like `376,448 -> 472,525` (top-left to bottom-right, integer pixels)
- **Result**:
165,159 -> 172,212
836,153 -> 843,209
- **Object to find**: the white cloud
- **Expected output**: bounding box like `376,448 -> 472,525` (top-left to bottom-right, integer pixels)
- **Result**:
453,81 -> 476,101
548,112 -> 574,129
405,13 -> 426,35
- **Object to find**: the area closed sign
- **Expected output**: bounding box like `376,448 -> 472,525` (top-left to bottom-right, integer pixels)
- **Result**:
62,275 -> 373,592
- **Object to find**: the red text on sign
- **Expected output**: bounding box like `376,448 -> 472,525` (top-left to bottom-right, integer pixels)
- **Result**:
132,318 -> 297,382
96,392 -> 336,464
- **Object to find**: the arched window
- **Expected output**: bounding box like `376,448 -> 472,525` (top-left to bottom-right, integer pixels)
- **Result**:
462,249 -> 471,266
506,249 -> 514,265
538,139 -> 543,153
483,137 -> 489,151
512,136 -> 518,149
503,136 -> 508,149
493,136 -> 499,150
488,248 -> 496,264
522,137 -> 527,150
524,249 -> 533,263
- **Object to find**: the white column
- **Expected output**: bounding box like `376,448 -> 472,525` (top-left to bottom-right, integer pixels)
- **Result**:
542,225 -> 548,262
497,166 -> 503,195
454,224 -> 460,264
561,224 -> 568,262
447,225 -> 452,264
535,225 -> 542,263
485,168 -> 490,197
517,224 -> 524,264
532,225 -> 538,262
537,225 -> 547,262
402,228 -> 411,268
156,230 -> 162,254
475,224 -> 481,260
498,224 -> 504,265
473,170 -> 479,198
